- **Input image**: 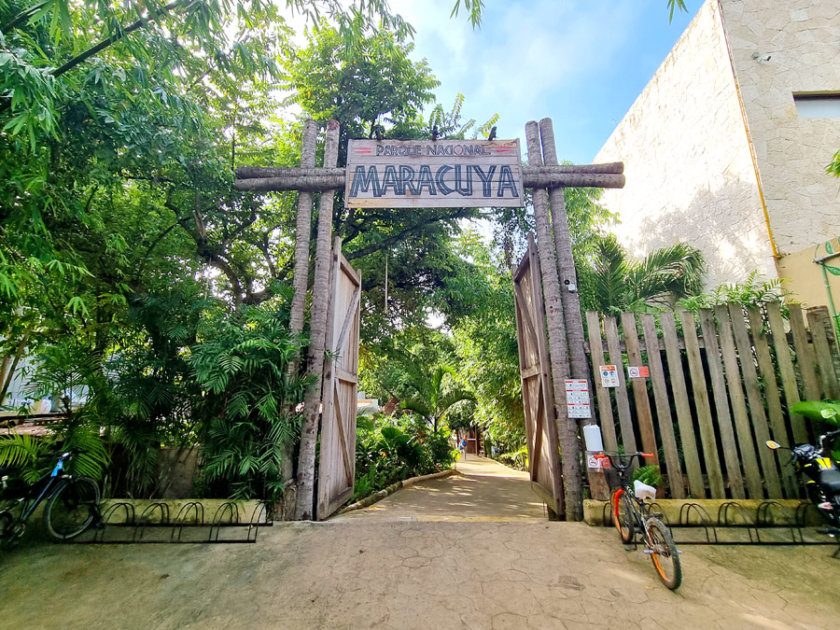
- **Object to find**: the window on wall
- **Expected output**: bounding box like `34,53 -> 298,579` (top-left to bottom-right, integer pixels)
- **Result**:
793,93 -> 840,118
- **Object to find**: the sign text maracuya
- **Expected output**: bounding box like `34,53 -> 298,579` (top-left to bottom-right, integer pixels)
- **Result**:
345,139 -> 523,208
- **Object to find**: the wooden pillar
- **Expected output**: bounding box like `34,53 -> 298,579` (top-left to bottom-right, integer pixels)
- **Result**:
525,120 -> 582,521
295,121 -> 341,520
539,118 -> 608,502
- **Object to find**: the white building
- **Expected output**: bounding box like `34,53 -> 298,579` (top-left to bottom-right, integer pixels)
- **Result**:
596,0 -> 840,307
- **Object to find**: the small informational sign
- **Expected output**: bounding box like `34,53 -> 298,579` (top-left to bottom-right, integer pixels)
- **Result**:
345,139 -> 523,208
599,365 -> 620,388
588,454 -> 610,470
627,366 -> 650,379
564,379 -> 591,419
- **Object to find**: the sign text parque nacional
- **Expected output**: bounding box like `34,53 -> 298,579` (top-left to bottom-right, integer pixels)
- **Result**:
345,139 -> 524,209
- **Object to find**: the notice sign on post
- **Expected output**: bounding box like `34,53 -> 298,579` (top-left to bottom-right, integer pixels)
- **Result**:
345,139 -> 523,208
599,365 -> 620,388
564,379 -> 591,419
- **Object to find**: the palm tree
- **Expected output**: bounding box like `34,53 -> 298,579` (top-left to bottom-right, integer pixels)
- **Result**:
399,365 -> 474,432
584,234 -> 705,314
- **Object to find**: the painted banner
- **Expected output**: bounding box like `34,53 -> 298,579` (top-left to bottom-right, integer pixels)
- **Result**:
345,139 -> 524,208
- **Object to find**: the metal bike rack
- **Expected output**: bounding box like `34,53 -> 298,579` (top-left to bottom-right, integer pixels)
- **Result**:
602,499 -> 839,549
78,499 -> 272,544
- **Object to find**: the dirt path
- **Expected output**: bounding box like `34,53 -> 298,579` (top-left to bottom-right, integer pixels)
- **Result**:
2,458 -> 839,629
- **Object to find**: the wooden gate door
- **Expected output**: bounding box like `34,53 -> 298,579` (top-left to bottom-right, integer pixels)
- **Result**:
512,236 -> 564,518
316,238 -> 362,520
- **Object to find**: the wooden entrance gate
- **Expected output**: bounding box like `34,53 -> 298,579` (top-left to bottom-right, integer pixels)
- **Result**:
513,236 -> 564,518
316,239 -> 362,520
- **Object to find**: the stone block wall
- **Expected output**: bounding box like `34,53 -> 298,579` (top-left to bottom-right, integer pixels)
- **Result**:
595,0 -> 776,290
723,0 -> 840,256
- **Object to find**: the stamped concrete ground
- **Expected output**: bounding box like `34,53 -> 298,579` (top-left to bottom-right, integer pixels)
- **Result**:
3,457 -> 839,629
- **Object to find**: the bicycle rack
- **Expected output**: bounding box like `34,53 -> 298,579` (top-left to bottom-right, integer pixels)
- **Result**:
76,499 -> 272,544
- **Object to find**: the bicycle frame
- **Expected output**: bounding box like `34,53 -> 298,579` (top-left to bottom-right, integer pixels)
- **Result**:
1,455 -> 71,525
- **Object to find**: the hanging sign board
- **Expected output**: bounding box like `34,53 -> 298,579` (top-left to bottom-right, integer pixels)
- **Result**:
599,365 -> 620,388
345,139 -> 524,208
564,379 -> 591,419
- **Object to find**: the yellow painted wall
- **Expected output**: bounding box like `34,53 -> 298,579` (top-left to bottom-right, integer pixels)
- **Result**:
776,241 -> 840,310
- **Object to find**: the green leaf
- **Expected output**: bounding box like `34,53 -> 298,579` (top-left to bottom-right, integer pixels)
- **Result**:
827,241 -> 835,255
825,265 -> 840,276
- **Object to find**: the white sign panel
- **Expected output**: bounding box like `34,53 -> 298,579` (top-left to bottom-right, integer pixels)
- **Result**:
599,365 -> 620,388
564,379 -> 591,419
345,139 -> 523,208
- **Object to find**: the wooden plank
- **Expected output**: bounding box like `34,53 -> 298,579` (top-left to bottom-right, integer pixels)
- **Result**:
806,307 -> 840,399
766,301 -> 808,445
603,315 -> 637,454
728,304 -> 782,498
680,310 -> 724,497
621,312 -> 658,463
698,308 -> 745,499
661,312 -> 706,498
789,303 -> 821,402
585,311 -> 618,453
640,313 -> 684,498
715,306 -> 763,499
748,306 -> 797,497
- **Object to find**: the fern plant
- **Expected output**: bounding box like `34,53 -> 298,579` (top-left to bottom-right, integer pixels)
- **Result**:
190,304 -> 310,503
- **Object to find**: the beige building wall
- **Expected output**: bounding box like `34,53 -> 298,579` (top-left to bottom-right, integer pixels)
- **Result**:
721,0 -> 840,304
595,0 -> 777,290
722,0 -> 840,255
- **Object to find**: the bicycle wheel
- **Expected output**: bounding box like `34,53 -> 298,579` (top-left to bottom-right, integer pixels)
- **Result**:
646,517 -> 681,589
612,488 -> 635,543
43,477 -> 100,541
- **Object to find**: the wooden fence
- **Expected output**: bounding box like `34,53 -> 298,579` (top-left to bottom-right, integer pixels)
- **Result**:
585,303 -> 840,500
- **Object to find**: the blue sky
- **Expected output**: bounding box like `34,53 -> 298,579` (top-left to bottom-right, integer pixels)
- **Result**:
398,0 -> 704,163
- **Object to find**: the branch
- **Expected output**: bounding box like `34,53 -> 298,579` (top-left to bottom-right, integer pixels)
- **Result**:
53,1 -> 182,78
344,207 -> 475,261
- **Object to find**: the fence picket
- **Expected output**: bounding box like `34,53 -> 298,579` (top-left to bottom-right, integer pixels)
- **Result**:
604,316 -> 638,454
715,306 -> 763,498
747,307 -> 797,497
699,308 -> 746,499
679,310 -> 725,497
766,301 -> 807,445
806,307 -> 840,399
728,304 -> 782,498
660,312 -> 705,498
789,304 -> 821,403
585,312 -> 618,453
620,312 -> 658,464
640,313 -> 684,498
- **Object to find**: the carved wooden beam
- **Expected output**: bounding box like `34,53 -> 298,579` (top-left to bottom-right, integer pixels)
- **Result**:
234,163 -> 625,192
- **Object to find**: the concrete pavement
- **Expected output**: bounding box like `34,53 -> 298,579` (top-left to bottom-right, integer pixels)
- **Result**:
3,457 -> 839,629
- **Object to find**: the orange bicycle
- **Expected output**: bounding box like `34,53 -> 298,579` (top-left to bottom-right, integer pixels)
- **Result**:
597,451 -> 682,589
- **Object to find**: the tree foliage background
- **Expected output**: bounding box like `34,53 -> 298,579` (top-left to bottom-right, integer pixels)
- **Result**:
0,0 -> 705,504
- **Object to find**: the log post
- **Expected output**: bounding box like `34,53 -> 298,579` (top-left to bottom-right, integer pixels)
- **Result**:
525,121 -> 582,521
539,118 -> 607,501
280,119 -> 318,519
295,120 -> 341,520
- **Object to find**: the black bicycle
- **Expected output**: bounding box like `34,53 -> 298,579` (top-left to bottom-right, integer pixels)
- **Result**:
0,451 -> 100,548
597,451 -> 682,589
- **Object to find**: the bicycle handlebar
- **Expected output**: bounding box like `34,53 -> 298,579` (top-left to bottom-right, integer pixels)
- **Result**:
594,452 -> 655,471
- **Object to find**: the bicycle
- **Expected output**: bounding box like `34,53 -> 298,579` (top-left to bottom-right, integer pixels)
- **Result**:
0,451 -> 101,548
596,451 -> 682,589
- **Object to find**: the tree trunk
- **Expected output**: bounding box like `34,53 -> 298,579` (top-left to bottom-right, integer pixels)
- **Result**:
287,119 -> 319,338
295,121 -> 341,520
0,332 -> 30,407
280,119 -> 319,515
525,120 -> 582,521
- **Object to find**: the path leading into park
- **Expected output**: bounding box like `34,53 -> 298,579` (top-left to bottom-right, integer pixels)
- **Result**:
3,457 -> 839,629
334,455 -> 547,522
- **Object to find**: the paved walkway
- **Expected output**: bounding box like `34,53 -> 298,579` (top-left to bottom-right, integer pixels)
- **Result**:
3,458 -> 840,629
336,456 -> 546,522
